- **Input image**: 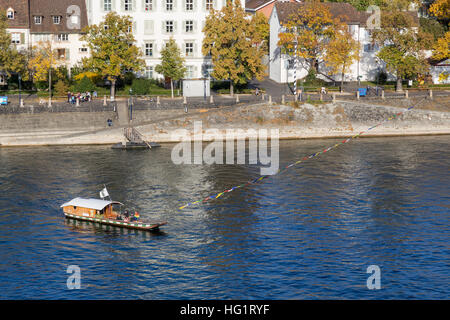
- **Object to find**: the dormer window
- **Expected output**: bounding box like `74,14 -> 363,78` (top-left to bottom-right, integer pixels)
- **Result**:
7,8 -> 14,19
53,16 -> 61,24
34,16 -> 42,24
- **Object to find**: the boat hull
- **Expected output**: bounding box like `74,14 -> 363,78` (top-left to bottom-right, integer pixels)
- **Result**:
65,213 -> 166,231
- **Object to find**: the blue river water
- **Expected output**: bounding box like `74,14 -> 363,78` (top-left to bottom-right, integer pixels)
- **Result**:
0,136 -> 449,299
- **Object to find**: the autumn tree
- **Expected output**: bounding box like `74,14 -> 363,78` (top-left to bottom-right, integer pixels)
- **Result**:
28,41 -> 65,102
372,10 -> 432,91
80,12 -> 144,100
0,10 -> 28,79
324,25 -> 360,92
432,31 -> 450,60
429,0 -> 450,21
278,0 -> 341,77
202,0 -> 266,96
253,11 -> 270,55
155,38 -> 186,98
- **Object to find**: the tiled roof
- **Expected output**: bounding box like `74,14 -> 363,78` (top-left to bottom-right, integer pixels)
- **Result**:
30,0 -> 88,34
274,1 -> 363,25
0,0 -> 30,29
246,0 -> 276,11
274,1 -> 419,27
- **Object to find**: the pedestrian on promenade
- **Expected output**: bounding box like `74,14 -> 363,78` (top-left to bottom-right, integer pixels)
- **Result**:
67,91 -> 71,103
93,90 -> 97,99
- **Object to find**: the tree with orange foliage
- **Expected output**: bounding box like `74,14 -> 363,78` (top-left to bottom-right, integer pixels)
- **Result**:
278,0 -> 341,76
324,25 -> 360,92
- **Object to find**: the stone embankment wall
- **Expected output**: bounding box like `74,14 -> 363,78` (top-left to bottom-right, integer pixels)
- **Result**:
0,97 -> 449,146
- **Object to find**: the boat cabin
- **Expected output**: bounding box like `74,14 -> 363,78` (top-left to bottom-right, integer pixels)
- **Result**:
60,197 -> 123,220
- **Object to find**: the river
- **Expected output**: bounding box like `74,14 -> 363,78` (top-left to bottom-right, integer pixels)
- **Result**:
0,136 -> 449,299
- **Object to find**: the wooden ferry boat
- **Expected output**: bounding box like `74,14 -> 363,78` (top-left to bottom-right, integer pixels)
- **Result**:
61,197 -> 166,231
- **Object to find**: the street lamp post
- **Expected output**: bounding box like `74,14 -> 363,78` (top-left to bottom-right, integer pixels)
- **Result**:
18,74 -> 22,107
375,58 -> 381,96
129,88 -> 133,122
292,27 -> 298,101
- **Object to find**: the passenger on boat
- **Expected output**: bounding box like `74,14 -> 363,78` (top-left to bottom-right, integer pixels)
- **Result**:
132,211 -> 140,221
123,210 -> 130,222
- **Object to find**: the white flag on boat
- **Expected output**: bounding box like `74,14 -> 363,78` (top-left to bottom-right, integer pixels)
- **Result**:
99,187 -> 109,199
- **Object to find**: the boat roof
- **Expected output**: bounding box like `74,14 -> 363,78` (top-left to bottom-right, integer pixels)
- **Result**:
60,197 -> 123,210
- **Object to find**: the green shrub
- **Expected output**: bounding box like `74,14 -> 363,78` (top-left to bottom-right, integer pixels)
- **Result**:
74,76 -> 96,93
123,71 -> 136,86
131,78 -> 150,95
376,71 -> 388,85
54,80 -> 69,97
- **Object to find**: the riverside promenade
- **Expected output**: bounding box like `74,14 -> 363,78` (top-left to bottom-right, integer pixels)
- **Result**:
0,92 -> 449,147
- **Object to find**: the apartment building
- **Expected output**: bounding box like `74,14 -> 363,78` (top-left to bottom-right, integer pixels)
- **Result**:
0,0 -> 89,75
269,1 -> 384,84
85,0 -> 244,80
0,0 -> 31,52
29,0 -> 89,74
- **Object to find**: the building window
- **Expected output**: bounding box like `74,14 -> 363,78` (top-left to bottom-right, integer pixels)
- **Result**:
364,43 -> 379,52
35,34 -> 49,42
57,34 -> 69,41
206,0 -> 214,10
185,20 -> 193,32
7,9 -> 14,19
145,43 -> 153,57
185,42 -> 194,56
79,47 -> 88,53
11,33 -> 20,44
144,0 -> 153,11
144,66 -> 154,79
186,65 -> 194,79
53,16 -> 61,24
166,0 -> 173,11
165,21 -> 174,33
104,0 -> 112,11
57,48 -> 66,59
34,16 -> 42,24
124,0 -> 133,11
186,0 -> 193,11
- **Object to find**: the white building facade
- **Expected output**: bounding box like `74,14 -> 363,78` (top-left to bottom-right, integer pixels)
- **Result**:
86,0 -> 244,80
269,2 -> 391,84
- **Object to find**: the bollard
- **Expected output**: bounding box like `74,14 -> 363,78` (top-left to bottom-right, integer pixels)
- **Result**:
157,96 -> 160,105
332,92 -> 336,103
20,99 -> 24,107
103,95 -> 107,106
356,90 -> 360,100
429,89 -> 433,100
405,90 -> 409,99
262,93 -> 265,101
183,96 -> 187,104
210,95 -> 214,104
282,95 -> 285,104
48,97 -> 52,107
269,95 -> 272,104
381,90 -> 385,99
76,98 -> 80,107
320,93 -> 323,101
236,94 -> 239,103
